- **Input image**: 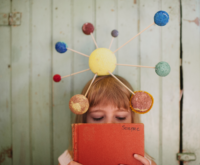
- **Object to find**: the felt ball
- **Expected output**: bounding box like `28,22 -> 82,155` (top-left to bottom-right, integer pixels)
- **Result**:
55,42 -> 68,53
69,94 -> 89,114
130,91 -> 154,114
155,61 -> 171,77
89,48 -> 117,76
111,30 -> 119,37
82,23 -> 94,35
154,11 -> 169,26
53,74 -> 61,82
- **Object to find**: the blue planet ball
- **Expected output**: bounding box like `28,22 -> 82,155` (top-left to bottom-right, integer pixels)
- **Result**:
55,42 -> 68,53
155,61 -> 171,77
154,11 -> 169,26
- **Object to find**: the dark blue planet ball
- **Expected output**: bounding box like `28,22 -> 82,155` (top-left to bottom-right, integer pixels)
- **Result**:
154,11 -> 169,26
55,42 -> 68,53
111,30 -> 119,37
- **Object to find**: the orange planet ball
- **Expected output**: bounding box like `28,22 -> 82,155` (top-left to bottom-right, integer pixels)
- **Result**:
130,91 -> 154,114
69,94 -> 89,114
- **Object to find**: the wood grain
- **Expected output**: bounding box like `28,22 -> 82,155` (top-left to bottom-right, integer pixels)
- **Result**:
182,0 -> 200,164
0,0 -> 12,165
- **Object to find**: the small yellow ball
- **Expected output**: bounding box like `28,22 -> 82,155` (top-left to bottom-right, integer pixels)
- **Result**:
89,48 -> 117,76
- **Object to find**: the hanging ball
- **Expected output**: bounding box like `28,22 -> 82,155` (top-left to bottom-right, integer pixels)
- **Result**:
69,94 -> 89,114
82,23 -> 94,35
111,30 -> 119,37
53,74 -> 61,82
154,10 -> 169,26
130,91 -> 154,114
89,48 -> 117,76
155,61 -> 171,77
55,42 -> 68,53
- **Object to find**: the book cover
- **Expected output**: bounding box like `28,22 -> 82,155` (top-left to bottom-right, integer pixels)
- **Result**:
72,123 -> 144,165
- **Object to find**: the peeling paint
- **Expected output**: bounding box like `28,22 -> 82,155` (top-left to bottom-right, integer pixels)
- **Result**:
0,147 -> 12,163
185,17 -> 200,26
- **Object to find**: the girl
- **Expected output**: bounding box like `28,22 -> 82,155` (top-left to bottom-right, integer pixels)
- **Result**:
58,75 -> 156,165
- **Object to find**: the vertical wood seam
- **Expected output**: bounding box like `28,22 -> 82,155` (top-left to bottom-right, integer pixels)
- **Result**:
10,0 -> 13,164
138,0 -> 141,90
29,0 -> 32,165
116,0 -> 118,75
50,0 -> 54,164
71,0 -> 74,122
159,0 -> 163,164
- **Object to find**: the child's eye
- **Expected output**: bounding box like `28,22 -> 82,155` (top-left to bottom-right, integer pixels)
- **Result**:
92,117 -> 104,121
116,117 -> 126,120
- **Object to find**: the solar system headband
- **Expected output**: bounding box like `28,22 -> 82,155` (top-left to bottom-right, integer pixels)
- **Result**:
53,10 -> 170,115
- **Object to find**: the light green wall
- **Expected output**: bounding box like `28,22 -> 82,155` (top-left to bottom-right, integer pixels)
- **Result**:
0,0 -> 184,164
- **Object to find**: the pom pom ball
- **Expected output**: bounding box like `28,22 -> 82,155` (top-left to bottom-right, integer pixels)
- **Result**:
82,23 -> 94,35
69,94 -> 89,114
130,91 -> 154,114
53,74 -> 61,82
154,10 -> 169,26
55,42 -> 68,53
89,48 -> 117,75
155,61 -> 171,77
111,30 -> 119,37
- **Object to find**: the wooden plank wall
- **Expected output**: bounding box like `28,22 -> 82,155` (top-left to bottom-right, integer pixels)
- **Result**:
182,0 -> 200,164
0,0 -> 181,165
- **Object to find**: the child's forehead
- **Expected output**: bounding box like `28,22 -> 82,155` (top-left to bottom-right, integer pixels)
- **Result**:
88,103 -> 130,112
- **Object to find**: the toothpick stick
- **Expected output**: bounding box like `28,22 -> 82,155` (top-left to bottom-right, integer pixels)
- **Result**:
116,63 -> 155,69
85,74 -> 97,97
108,71 -> 135,95
62,68 -> 90,79
109,37 -> 114,49
114,22 -> 155,53
67,48 -> 89,57
90,33 -> 98,48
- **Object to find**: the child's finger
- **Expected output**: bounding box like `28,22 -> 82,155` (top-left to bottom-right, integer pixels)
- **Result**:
134,154 -> 150,165
68,161 -> 82,165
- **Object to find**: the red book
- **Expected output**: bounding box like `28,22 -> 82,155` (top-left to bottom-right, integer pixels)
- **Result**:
72,123 -> 144,165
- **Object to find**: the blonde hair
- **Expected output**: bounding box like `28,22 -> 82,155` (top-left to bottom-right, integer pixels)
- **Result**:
74,75 -> 141,124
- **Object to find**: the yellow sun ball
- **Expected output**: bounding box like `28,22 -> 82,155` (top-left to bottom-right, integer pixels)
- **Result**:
89,48 -> 117,76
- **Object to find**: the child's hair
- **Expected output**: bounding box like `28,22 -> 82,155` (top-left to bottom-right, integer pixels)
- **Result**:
74,75 -> 141,124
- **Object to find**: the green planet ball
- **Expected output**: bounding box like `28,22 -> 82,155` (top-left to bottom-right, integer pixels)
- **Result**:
155,61 -> 171,77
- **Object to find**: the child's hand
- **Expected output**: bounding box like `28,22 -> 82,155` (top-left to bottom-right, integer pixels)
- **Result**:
119,154 -> 156,165
68,161 -> 82,165
133,154 -> 151,165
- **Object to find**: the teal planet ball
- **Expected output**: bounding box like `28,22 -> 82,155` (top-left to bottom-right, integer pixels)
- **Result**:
155,61 -> 171,77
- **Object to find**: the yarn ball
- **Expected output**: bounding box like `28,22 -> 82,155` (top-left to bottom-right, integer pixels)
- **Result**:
111,30 -> 119,37
55,42 -> 68,53
82,23 -> 94,35
155,61 -> 171,77
130,91 -> 154,114
53,74 -> 61,82
69,94 -> 89,114
154,11 -> 169,26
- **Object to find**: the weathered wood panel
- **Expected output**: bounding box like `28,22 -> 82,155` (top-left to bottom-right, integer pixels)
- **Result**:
140,0 -> 180,164
72,0 -> 94,106
0,0 -> 12,165
161,0 -> 180,164
31,0 -> 52,164
182,0 -> 200,164
0,0 -> 181,165
52,0 -> 72,164
139,1 -> 161,163
11,0 -> 30,164
117,0 -> 140,90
